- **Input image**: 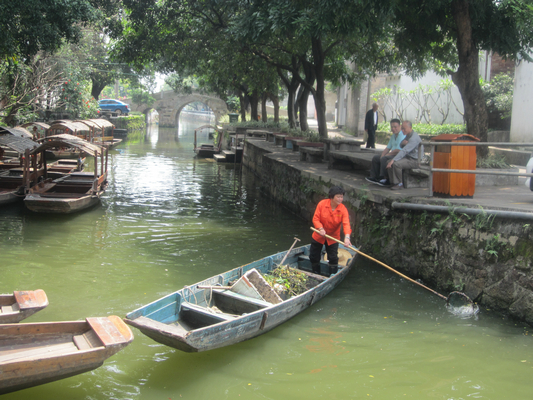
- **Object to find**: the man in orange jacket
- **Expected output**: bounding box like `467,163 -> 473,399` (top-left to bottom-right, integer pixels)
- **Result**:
310,186 -> 352,276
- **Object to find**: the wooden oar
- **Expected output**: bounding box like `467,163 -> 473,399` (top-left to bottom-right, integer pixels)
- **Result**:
278,237 -> 301,266
310,227 -> 448,301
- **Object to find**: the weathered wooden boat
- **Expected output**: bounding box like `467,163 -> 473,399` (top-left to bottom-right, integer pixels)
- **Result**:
0,135 -> 39,205
0,316 -> 134,395
125,243 -> 356,352
0,290 -> 49,323
193,125 -> 222,158
21,122 -> 50,139
24,134 -> 108,214
79,119 -> 122,149
44,121 -> 91,159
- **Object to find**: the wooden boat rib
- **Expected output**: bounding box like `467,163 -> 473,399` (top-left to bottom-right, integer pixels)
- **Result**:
0,315 -> 134,395
125,244 -> 356,352
0,290 -> 49,323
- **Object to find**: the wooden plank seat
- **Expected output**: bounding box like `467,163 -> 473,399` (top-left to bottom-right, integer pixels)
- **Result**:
180,302 -> 236,326
299,147 -> 325,163
0,341 -> 78,363
1,304 -> 19,314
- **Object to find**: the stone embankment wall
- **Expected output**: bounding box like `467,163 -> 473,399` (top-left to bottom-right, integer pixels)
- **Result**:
244,142 -> 533,325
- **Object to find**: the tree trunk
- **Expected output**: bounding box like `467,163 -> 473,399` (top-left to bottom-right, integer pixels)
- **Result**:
261,93 -> 268,122
311,37 -> 328,138
298,86 -> 310,131
250,89 -> 259,121
91,78 -> 108,100
270,94 -> 280,123
297,60 -> 316,132
451,0 -> 488,156
277,66 -> 298,128
238,91 -> 246,122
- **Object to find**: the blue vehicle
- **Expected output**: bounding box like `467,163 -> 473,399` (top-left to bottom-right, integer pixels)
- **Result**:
97,99 -> 130,115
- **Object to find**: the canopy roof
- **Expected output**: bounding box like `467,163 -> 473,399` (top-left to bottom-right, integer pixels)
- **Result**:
0,135 -> 39,153
75,120 -> 100,130
21,122 -> 51,130
88,119 -> 114,129
0,126 -> 34,138
32,134 -> 104,157
48,121 -> 90,134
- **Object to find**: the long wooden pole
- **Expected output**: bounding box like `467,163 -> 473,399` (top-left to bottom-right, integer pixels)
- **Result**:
278,237 -> 301,266
310,227 -> 448,301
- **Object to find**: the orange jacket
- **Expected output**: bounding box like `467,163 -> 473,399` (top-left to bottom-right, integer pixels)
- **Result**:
312,199 -> 351,245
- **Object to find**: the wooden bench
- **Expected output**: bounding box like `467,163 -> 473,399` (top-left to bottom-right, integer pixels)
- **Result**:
300,147 -> 325,163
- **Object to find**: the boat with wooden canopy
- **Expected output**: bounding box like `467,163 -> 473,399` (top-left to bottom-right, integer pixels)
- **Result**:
125,243 -> 356,352
24,134 -> 108,214
45,121 -> 91,159
0,290 -> 49,324
0,135 -> 39,205
193,125 -> 223,157
77,119 -> 122,149
0,316 -> 134,395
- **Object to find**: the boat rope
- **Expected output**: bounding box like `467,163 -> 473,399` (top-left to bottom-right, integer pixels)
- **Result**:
183,286 -> 198,305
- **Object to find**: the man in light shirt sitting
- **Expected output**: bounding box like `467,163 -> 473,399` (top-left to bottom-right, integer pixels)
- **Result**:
386,120 -> 422,190
365,118 -> 405,187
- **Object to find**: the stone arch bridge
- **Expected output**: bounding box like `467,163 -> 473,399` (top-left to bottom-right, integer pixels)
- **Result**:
124,89 -> 228,127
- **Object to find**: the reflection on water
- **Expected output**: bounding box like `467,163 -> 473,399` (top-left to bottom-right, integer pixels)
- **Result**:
0,117 -> 532,399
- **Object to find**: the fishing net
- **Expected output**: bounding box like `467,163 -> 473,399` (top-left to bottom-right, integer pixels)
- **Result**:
446,291 -> 479,317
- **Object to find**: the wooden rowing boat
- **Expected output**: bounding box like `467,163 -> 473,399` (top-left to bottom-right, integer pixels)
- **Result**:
0,316 -> 134,395
24,135 -> 108,214
24,172 -> 107,214
125,244 -> 356,352
0,290 -> 49,324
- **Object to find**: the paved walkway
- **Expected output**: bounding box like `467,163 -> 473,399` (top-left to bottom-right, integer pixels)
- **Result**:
250,121 -> 533,214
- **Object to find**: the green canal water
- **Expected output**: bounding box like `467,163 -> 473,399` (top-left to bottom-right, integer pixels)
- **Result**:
1,120 -> 532,399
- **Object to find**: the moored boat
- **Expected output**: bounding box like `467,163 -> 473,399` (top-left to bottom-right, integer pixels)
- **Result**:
0,316 -> 134,395
24,134 -> 108,214
0,290 -> 49,323
124,243 -> 356,352
193,125 -> 222,158
0,135 -> 39,205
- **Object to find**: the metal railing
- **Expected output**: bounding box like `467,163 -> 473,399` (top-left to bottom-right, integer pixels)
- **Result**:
417,141 -> 533,197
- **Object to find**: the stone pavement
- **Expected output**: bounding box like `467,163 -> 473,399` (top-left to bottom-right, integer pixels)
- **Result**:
249,121 -> 533,214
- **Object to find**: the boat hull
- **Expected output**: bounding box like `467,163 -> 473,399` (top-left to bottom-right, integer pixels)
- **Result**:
0,290 -> 49,324
0,190 -> 20,205
0,316 -> 133,395
125,244 -> 356,352
24,192 -> 102,214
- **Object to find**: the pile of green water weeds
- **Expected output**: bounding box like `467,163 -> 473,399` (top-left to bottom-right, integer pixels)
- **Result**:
264,265 -> 308,298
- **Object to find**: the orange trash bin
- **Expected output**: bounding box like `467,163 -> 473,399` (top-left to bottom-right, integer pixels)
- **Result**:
431,134 -> 480,198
